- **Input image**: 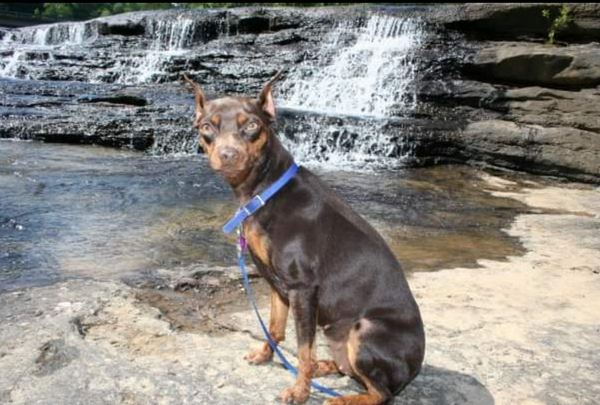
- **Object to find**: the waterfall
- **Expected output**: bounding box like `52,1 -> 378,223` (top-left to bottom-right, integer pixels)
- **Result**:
281,15 -> 424,118
0,10 -> 426,171
278,15 -> 425,170
114,17 -> 198,84
0,22 -> 93,79
0,50 -> 27,78
148,18 -> 197,51
4,22 -> 90,46
32,26 -> 51,45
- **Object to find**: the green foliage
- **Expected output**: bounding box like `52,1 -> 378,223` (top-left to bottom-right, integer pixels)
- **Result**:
186,3 -> 355,9
42,3 -> 112,20
0,3 -> 44,14
109,3 -> 175,15
543,4 -> 571,45
1,3 -> 428,21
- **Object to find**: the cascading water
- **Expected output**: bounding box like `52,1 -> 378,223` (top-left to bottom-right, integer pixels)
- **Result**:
281,15 -> 423,117
0,21 -> 93,79
4,22 -> 89,46
0,9 -> 426,171
278,15 -> 425,171
114,17 -> 198,84
0,16 -> 201,83
0,50 -> 26,78
150,18 -> 197,50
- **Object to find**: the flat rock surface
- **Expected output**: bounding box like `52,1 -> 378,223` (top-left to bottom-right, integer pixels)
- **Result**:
467,42 -> 600,88
1,176 -> 599,405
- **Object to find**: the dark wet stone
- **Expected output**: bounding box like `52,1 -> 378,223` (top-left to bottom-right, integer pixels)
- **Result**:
77,94 -> 149,106
96,20 -> 145,37
438,3 -> 600,43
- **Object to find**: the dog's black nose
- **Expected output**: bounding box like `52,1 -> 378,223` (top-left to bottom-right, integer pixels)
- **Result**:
219,147 -> 239,163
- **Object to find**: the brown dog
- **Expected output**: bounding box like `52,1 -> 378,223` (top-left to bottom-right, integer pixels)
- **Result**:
184,73 -> 425,405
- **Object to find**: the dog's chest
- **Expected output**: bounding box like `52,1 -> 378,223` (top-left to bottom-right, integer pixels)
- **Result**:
243,220 -> 271,267
243,220 -> 288,295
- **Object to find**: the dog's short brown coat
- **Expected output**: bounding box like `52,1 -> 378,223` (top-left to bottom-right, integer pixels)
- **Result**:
184,73 -> 425,405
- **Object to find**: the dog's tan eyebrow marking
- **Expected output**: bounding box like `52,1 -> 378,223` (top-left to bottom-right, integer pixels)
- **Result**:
237,114 -> 249,127
209,114 -> 221,127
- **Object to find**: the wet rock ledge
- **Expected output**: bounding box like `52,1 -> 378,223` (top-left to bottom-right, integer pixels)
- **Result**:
1,4 -> 599,183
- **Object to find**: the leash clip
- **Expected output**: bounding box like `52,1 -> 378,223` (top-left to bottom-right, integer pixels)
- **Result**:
237,226 -> 247,254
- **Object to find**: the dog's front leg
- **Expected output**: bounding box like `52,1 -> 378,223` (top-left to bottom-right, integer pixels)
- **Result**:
279,287 -> 318,404
245,288 -> 289,364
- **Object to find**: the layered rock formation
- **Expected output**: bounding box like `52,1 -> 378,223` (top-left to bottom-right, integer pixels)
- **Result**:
0,4 -> 599,182
416,3 -> 600,183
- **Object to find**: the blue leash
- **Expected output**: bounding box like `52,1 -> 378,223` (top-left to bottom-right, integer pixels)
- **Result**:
236,233 -> 340,397
224,162 -> 340,397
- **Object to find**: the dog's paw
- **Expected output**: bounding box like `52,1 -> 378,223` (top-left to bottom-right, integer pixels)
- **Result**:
243,344 -> 272,365
279,385 -> 310,404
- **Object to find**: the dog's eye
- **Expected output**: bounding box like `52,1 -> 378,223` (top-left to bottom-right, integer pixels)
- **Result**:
201,123 -> 213,133
245,122 -> 259,132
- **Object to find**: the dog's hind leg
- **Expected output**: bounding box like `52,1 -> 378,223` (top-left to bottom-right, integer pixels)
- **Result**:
309,338 -> 340,377
313,360 -> 339,377
323,386 -> 386,405
324,318 -> 423,405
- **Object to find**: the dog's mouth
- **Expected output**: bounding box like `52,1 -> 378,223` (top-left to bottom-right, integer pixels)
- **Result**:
206,148 -> 253,186
213,165 -> 251,186
211,157 -> 246,174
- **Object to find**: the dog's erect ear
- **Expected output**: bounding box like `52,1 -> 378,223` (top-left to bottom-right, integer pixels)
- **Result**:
258,70 -> 283,120
182,74 -> 205,127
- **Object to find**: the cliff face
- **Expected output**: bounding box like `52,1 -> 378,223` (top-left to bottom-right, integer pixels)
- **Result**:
1,4 -> 599,182
413,3 -> 600,183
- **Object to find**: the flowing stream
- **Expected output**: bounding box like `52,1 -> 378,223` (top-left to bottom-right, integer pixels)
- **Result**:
0,9 -> 530,291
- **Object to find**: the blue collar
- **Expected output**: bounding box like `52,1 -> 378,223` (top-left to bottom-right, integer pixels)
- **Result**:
222,163 -> 299,234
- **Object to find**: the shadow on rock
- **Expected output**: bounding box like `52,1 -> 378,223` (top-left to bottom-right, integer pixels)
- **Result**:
399,364 -> 494,405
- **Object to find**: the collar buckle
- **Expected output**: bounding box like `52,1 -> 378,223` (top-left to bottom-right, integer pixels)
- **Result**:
222,162 -> 299,235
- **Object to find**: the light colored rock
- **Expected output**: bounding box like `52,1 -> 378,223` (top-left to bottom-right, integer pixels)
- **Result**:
469,42 -> 600,88
1,180 -> 599,405
408,178 -> 600,405
460,119 -> 600,182
502,86 -> 600,134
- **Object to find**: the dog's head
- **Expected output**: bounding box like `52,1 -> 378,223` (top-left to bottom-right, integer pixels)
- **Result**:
183,72 -> 282,186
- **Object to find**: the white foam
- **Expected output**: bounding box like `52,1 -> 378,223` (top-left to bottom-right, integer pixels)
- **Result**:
280,15 -> 424,118
0,22 -> 93,79
115,17 -> 196,84
278,15 -> 425,171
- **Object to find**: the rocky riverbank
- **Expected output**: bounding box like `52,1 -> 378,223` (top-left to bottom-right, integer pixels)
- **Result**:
1,173 -> 599,405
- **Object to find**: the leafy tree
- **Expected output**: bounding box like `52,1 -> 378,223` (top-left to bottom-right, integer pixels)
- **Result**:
2,2 -> 427,21
42,3 -> 112,20
0,3 -> 44,14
